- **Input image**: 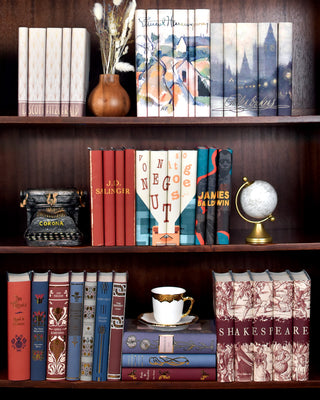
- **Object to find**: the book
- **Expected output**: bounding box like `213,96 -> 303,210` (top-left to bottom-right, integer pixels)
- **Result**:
122,367 -> 217,381
46,272 -> 70,381
122,319 -> 216,354
70,28 -> 90,117
31,271 -> 49,381
28,27 -> 46,116
289,270 -> 311,381
18,27 -> 28,116
103,148 -> 116,246
115,149 -> 125,246
135,9 -> 148,117
180,149 -> 197,245
66,272 -> 85,381
135,149 -> 150,245
80,272 -> 97,381
107,271 -> 128,380
250,270 -> 273,382
7,271 -> 31,381
89,148 -> 104,246
125,148 -> 136,246
278,22 -> 292,116
146,9 -> 159,117
188,10 -> 195,117
194,9 -> 211,117
237,23 -> 258,116
268,270 -> 293,381
122,353 -> 216,368
210,23 -> 224,117
205,147 -> 218,245
195,147 -> 208,245
45,27 -> 62,117
166,149 -> 181,245
215,148 -> 233,245
92,272 -> 113,382
232,271 -> 253,382
223,23 -> 237,116
61,27 -> 72,117
258,23 -> 278,116
212,270 -> 234,382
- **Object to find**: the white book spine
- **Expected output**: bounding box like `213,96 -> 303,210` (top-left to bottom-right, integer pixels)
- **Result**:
278,22 -> 293,116
188,10 -> 195,117
61,27 -> 72,117
223,23 -> 237,116
146,9 -> 159,117
135,10 -> 147,117
135,150 -> 150,245
167,149 -> 181,244
210,23 -> 224,117
18,27 -> 28,116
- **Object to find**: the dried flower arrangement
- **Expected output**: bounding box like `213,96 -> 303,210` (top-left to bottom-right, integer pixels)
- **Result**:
92,0 -> 136,75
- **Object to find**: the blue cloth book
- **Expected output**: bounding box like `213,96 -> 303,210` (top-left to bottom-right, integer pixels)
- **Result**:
122,353 -> 216,368
195,147 -> 209,245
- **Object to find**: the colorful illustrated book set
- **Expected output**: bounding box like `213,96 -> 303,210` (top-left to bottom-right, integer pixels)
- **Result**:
135,9 -> 293,117
89,146 -> 233,247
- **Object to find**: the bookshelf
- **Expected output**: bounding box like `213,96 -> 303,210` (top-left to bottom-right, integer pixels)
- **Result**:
1,0 -> 320,391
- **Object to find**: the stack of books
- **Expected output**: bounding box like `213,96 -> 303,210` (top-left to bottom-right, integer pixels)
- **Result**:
18,27 -> 90,117
7,270 -> 127,381
121,319 -> 217,381
212,269 -> 311,382
89,146 -> 233,247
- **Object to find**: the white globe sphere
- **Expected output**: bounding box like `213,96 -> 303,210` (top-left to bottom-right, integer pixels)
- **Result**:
240,180 -> 278,220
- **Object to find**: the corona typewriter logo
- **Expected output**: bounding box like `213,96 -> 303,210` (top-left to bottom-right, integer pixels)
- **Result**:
11,334 -> 27,352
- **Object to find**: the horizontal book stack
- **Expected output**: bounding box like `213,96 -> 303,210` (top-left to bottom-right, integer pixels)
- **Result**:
18,27 -> 90,117
212,269 -> 311,382
7,270 -> 127,382
121,319 -> 217,381
89,146 -> 233,247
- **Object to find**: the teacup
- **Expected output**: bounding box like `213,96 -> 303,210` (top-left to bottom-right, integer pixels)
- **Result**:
151,286 -> 195,325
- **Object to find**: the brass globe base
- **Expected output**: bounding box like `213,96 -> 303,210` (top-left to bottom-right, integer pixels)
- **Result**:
246,222 -> 273,245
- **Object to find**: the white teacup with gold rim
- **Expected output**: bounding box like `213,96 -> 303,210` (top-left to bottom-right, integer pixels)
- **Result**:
151,286 -> 195,325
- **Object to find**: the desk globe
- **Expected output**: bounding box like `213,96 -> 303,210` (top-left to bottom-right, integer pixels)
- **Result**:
235,177 -> 278,244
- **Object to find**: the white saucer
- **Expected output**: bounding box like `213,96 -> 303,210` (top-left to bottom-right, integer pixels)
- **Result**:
137,312 -> 198,331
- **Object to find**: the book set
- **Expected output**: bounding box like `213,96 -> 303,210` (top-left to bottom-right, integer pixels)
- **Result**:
7,270 -> 127,382
212,269 -> 311,383
89,146 -> 233,247
18,27 -> 90,117
135,8 -> 292,118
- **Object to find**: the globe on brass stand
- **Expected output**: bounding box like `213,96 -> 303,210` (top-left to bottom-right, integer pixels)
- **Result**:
235,177 -> 278,244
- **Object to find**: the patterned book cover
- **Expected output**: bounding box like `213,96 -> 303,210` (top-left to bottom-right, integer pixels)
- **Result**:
188,10 -> 195,117
46,272 -> 70,381
103,149 -> 115,246
146,9 -> 159,117
66,272 -> 85,381
159,9 -> 174,117
180,149 -> 197,245
150,150 -> 168,246
122,367 -> 216,381
278,22 -> 292,116
232,271 -> 253,382
31,271 -> 49,381
125,148 -> 136,246
194,9 -> 211,117
210,23 -> 224,117
215,148 -> 233,245
28,27 -> 46,116
80,272 -> 97,381
135,149 -> 150,245
223,23 -> 237,116
289,270 -> 311,381
115,149 -> 125,246
195,147 -> 208,245
107,271 -> 128,380
205,147 -> 218,245
122,353 -> 216,368
89,148 -> 104,246
18,27 -> 28,116
122,319 -> 216,354
250,270 -> 273,382
92,272 -> 113,382
268,270 -> 293,381
61,27 -> 72,117
166,149 -> 181,245
135,9 -> 148,117
237,23 -> 258,116
45,27 -> 62,117
258,23 -> 278,116
7,272 -> 31,381
212,270 -> 234,382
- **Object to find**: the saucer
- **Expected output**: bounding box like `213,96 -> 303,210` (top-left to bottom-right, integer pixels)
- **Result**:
137,312 -> 198,331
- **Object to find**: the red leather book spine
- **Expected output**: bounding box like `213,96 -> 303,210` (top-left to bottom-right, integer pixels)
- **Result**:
46,273 -> 70,381
89,149 -> 104,246
125,148 -> 135,246
103,149 -> 115,246
107,272 -> 128,380
115,149 -> 125,246
7,272 -> 31,381
122,367 -> 216,381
